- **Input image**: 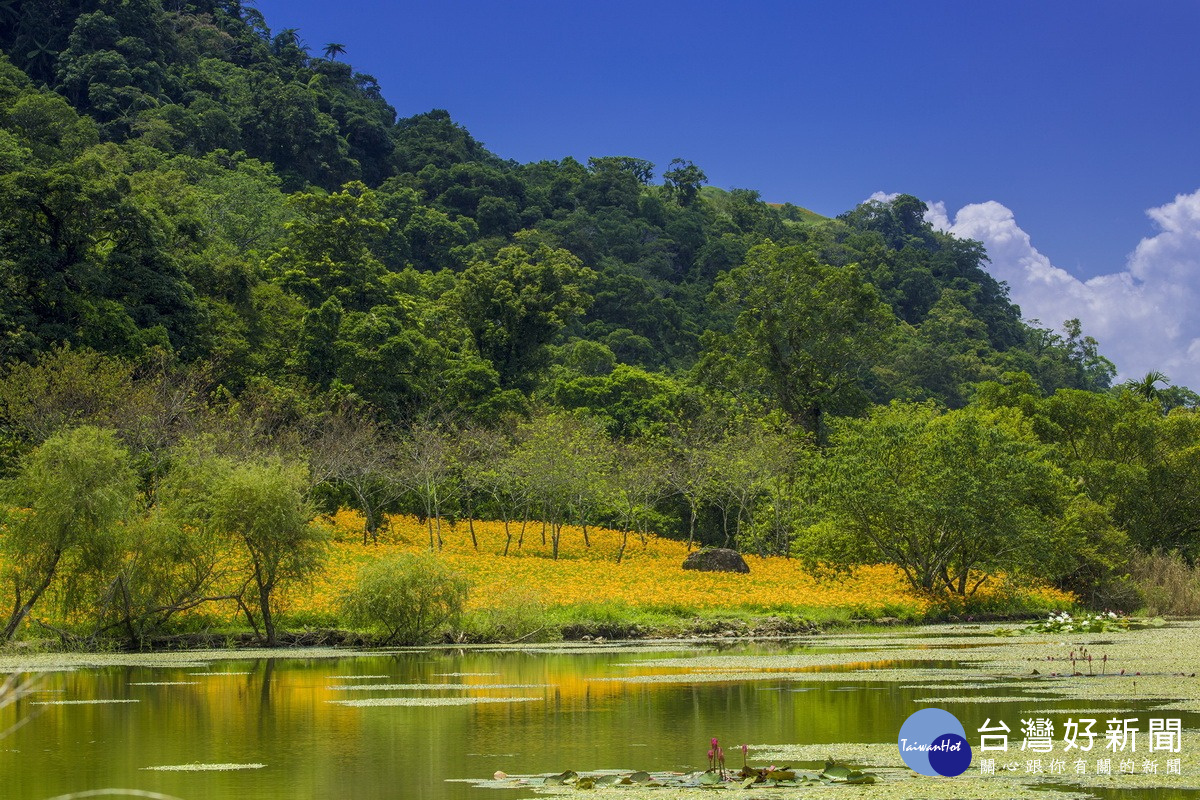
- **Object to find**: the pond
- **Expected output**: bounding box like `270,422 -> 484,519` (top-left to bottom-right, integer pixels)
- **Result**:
2,626 -> 1200,799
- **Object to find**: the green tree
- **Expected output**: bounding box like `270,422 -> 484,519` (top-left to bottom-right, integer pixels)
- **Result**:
204,456 -> 324,646
449,243 -> 595,390
0,426 -> 137,642
607,440 -> 667,563
705,242 -> 894,437
1123,370 -> 1170,404
0,346 -> 136,445
266,181 -> 389,311
803,403 -> 1072,595
95,509 -> 232,647
510,411 -> 612,559
662,158 -> 707,207
662,418 -> 722,549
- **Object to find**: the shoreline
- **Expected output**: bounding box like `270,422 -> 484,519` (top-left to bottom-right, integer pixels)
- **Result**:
0,610 -> 1051,656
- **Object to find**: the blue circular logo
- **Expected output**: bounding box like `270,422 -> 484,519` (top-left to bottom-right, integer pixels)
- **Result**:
898,708 -> 972,777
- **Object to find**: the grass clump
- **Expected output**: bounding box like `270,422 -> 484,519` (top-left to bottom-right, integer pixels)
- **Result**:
1129,548 -> 1200,616
457,591 -> 557,643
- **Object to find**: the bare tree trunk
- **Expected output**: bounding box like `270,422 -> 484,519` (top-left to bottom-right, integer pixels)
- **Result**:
502,514 -> 512,556
616,529 -> 628,564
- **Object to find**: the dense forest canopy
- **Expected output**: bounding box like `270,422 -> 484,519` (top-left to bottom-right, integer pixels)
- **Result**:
0,0 -> 1198,644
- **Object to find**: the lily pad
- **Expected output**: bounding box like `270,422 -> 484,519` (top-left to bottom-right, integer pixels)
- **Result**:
544,770 -> 578,785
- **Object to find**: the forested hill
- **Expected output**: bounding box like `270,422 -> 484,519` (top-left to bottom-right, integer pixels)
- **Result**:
0,0 -> 1131,426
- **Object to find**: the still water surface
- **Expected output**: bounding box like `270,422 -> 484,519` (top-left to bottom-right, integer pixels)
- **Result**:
0,636 -> 1193,799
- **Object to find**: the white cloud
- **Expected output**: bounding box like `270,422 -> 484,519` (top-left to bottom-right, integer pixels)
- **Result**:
920,191 -> 1200,389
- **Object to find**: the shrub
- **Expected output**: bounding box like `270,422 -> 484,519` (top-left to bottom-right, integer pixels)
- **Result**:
457,590 -> 554,643
1129,549 -> 1200,616
339,554 -> 469,645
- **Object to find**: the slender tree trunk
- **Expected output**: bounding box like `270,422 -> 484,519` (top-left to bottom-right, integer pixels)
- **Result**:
687,503 -> 698,551
118,575 -> 140,648
1,551 -> 61,643
518,512 -> 528,550
617,529 -> 628,564
551,521 -> 560,560
502,513 -> 512,556
352,486 -> 372,546
260,581 -> 276,647
467,498 -> 478,550
432,489 -> 443,550
581,516 -> 590,548
541,519 -> 547,546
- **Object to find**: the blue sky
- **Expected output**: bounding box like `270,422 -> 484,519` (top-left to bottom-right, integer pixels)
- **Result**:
255,0 -> 1200,385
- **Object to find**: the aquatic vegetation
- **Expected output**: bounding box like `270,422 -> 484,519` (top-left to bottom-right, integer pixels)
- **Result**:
325,682 -> 548,691
30,699 -> 139,705
128,682 -> 199,686
1019,611 -> 1165,635
327,696 -> 542,707
479,758 -> 877,793
141,763 -> 266,771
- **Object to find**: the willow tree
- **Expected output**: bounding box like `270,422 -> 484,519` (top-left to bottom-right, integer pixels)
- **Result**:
1,426 -> 137,642
174,454 -> 324,647
222,459 -> 322,646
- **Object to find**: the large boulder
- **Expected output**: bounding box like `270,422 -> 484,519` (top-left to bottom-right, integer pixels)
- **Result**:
682,548 -> 750,574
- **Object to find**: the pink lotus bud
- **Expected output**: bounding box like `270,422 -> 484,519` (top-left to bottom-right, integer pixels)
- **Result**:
708,749 -> 715,760
711,737 -> 719,748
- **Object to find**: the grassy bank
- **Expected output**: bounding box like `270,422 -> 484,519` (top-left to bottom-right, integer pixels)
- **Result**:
3,511 -> 1076,650
164,511 -> 1073,646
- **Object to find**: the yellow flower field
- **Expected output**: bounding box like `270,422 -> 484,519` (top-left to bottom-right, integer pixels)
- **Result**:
264,510 -> 1072,625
